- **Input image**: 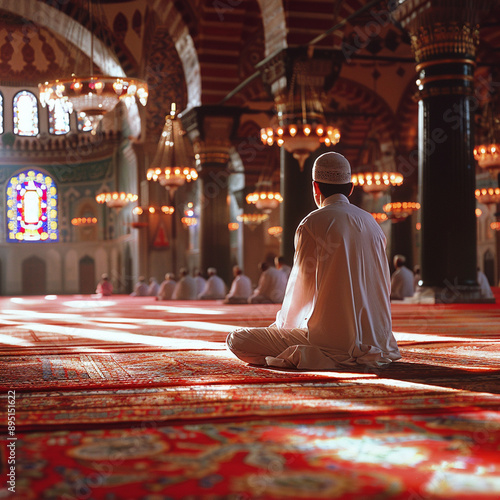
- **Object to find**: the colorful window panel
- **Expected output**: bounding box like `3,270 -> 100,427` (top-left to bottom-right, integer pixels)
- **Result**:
77,112 -> 93,132
0,92 -> 3,134
6,170 -> 59,242
13,91 -> 39,136
48,99 -> 70,135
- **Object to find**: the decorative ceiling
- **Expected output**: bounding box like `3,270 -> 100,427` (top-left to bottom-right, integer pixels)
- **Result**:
0,0 -> 499,189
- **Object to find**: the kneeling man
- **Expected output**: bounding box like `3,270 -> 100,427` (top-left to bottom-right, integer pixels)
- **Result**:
226,152 -> 401,370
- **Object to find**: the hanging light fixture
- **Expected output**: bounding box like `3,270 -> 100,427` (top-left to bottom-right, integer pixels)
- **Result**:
132,205 -> 175,216
147,103 -> 198,195
371,212 -> 388,223
38,0 -> 148,135
382,202 -> 420,222
474,96 -> 500,174
71,217 -> 98,226
96,191 -> 138,209
237,213 -> 270,227
351,138 -> 403,196
260,61 -> 340,170
475,187 -> 500,205
268,226 -> 283,239
180,202 -> 198,228
246,180 -> 283,214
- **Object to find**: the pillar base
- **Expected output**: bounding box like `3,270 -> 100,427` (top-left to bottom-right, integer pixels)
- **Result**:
412,285 -> 494,304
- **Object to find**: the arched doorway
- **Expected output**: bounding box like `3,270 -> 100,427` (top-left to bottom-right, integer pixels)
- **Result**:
22,256 -> 46,295
79,256 -> 96,294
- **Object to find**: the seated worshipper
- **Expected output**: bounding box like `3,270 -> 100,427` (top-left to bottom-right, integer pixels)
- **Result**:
172,268 -> 198,300
477,268 -> 494,300
147,277 -> 160,297
275,255 -> 292,281
390,255 -> 414,300
157,273 -> 176,301
227,152 -> 401,370
130,276 -> 148,297
193,269 -> 207,296
198,267 -> 227,300
248,261 -> 288,304
413,265 -> 421,291
224,266 -> 253,304
96,274 -> 113,296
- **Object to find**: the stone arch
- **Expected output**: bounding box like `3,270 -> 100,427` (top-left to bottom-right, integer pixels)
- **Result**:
149,0 -> 201,109
0,0 -> 125,76
22,255 -> 46,295
256,0 -> 287,56
79,255 -> 96,294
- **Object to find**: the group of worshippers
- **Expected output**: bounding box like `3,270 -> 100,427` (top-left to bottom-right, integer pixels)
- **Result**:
125,262 -> 291,304
390,255 -> 494,301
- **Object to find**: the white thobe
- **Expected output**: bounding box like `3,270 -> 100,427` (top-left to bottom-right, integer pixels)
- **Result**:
147,280 -> 160,297
195,276 -> 206,295
172,276 -> 198,300
199,275 -> 226,299
157,279 -> 176,300
477,271 -> 494,299
248,267 -> 287,304
227,193 -> 401,370
225,274 -> 252,302
390,266 -> 414,300
131,282 -> 148,297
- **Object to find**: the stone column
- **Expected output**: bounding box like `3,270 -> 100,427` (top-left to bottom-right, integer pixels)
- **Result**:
182,106 -> 241,285
257,47 -> 342,261
393,0 -> 491,303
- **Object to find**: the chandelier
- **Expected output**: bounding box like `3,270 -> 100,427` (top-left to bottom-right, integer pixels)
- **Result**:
71,217 -> 97,226
96,191 -> 138,208
181,202 -> 198,227
246,180 -> 283,213
352,139 -> 403,196
268,226 -> 283,239
132,205 -> 175,215
383,202 -> 420,222
371,212 -> 388,223
475,187 -> 500,205
147,104 -> 198,194
38,2 -> 147,135
352,172 -> 403,194
237,213 -> 269,227
260,62 -> 340,170
474,95 -> 500,174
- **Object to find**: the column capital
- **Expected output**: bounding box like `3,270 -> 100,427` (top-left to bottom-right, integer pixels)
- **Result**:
255,46 -> 342,99
392,0 -> 490,63
180,105 -> 243,168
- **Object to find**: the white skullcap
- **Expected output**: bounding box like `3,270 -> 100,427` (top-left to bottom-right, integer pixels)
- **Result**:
208,267 -> 217,274
312,152 -> 351,184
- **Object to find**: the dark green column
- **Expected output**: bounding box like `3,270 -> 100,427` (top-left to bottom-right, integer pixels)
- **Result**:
280,148 -> 316,265
198,164 -> 231,285
393,0 -> 491,302
181,106 -> 242,286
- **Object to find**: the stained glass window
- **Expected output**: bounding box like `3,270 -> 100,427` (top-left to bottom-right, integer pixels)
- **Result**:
48,99 -> 70,135
13,91 -> 39,136
0,92 -> 4,134
6,170 -> 59,242
77,112 -> 93,132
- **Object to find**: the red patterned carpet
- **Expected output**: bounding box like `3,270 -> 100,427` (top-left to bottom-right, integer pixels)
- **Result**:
1,293 -> 500,499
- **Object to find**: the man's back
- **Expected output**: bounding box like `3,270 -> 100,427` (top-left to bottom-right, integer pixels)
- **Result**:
278,194 -> 394,355
391,266 -> 414,300
173,276 -> 197,300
